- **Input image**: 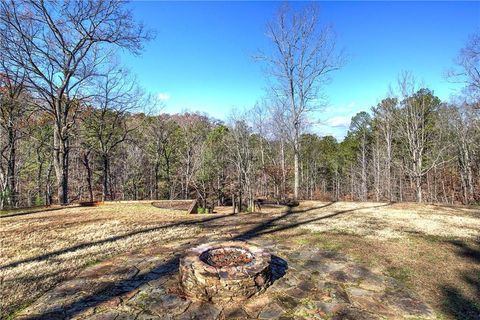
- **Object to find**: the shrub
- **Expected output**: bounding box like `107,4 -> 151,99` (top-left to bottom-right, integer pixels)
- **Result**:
34,195 -> 43,206
197,207 -> 205,214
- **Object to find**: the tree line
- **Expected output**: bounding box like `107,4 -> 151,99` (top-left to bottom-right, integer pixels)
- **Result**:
0,1 -> 478,209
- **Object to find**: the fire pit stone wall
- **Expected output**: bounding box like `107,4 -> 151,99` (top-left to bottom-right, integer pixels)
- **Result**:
179,241 -> 272,303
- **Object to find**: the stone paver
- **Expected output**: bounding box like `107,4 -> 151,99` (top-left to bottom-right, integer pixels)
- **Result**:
16,210 -> 435,320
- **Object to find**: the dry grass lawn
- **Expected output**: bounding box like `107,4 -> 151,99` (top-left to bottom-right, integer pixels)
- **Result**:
0,200 -> 479,319
297,201 -> 480,240
284,201 -> 480,319
0,202 -> 201,318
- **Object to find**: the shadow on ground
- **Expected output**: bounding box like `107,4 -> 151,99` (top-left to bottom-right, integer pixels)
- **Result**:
0,213 -> 234,271
441,240 -> 480,320
234,202 -> 392,241
0,205 -> 79,219
25,202 -> 396,319
270,255 -> 288,283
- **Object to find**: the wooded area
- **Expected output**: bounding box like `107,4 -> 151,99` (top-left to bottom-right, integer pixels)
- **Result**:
0,1 -> 478,210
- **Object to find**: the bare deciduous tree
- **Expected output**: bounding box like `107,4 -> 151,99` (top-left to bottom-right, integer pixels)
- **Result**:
258,3 -> 344,199
447,103 -> 478,203
394,73 -> 447,203
82,68 -> 147,201
373,97 -> 397,201
147,115 -> 178,200
0,63 -> 28,208
0,0 -> 151,204
228,112 -> 256,212
349,111 -> 372,201
447,32 -> 480,107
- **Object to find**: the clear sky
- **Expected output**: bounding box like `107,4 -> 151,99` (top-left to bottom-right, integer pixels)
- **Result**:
121,1 -> 480,140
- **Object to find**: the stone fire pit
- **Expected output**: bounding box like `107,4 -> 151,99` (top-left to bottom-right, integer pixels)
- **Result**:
179,241 -> 272,302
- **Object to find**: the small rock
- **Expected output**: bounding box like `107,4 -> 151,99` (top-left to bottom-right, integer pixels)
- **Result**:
276,295 -> 300,310
114,311 -> 140,320
346,287 -> 374,297
96,296 -> 122,310
381,289 -> 434,317
351,296 -> 396,317
297,281 -> 315,292
318,261 -> 345,273
136,311 -> 172,320
331,306 -> 379,320
128,291 -> 190,316
358,281 -> 384,292
222,307 -> 249,319
286,287 -> 310,299
313,301 -> 347,315
83,311 -> 119,320
243,295 -> 272,317
258,303 -> 285,319
154,294 -> 191,315
177,302 -> 222,320
328,270 -> 358,284
314,283 -> 350,304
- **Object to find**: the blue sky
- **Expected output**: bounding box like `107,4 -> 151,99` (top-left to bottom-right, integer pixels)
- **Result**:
121,1 -> 480,140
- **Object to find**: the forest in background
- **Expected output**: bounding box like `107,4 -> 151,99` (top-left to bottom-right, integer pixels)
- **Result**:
0,1 -> 478,210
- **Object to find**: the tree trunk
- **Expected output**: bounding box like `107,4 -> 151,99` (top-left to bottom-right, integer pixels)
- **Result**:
1,117 -> 18,209
81,151 -> 94,202
459,141 -> 474,204
102,154 -> 110,201
46,163 -> 53,206
294,150 -> 299,199
154,159 -> 160,200
414,155 -> 423,203
361,133 -> 367,201
37,161 -> 43,205
53,125 -> 69,205
6,122 -> 16,207
386,137 -> 392,201
415,175 -> 422,203
293,126 -> 300,199
281,140 -> 286,199
350,164 -> 354,200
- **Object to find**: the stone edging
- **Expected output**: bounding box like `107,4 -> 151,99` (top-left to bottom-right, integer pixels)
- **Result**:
179,241 -> 272,303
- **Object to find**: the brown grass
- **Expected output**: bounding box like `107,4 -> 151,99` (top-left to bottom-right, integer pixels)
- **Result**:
285,201 -> 480,319
307,234 -> 480,320
0,203 -> 201,318
1,200 -> 479,319
298,201 -> 480,240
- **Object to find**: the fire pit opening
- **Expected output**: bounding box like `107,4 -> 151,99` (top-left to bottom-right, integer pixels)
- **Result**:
179,241 -> 272,303
200,246 -> 253,267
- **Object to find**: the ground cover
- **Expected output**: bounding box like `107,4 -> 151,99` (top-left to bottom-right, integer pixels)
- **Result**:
1,201 -> 478,319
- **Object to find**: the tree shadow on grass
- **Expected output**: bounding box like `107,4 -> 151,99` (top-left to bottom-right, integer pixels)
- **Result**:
448,239 -> 480,263
0,213 -> 234,270
441,276 -> 480,320
0,205 -> 79,219
234,202 -> 392,241
232,202 -> 336,241
441,240 -> 480,320
30,201 -> 392,318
